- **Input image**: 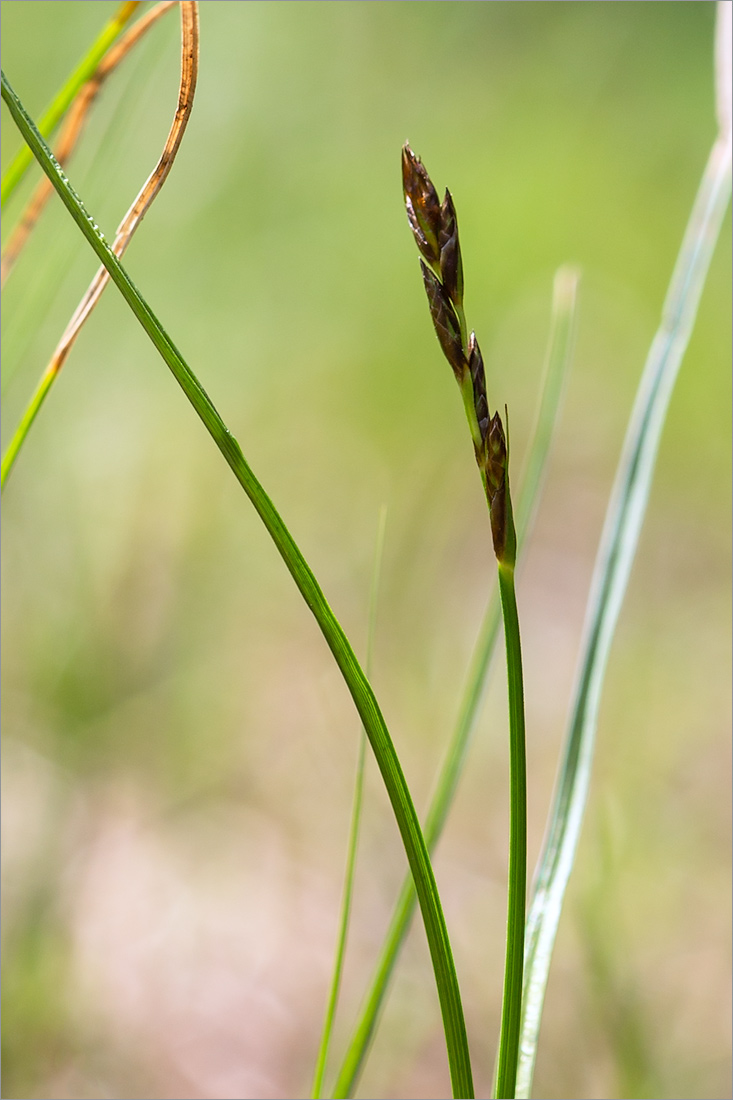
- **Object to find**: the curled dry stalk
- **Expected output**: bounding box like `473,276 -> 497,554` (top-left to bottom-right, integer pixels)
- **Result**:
402,144 -> 527,1098
1,0 -> 177,286
1,0 -> 197,490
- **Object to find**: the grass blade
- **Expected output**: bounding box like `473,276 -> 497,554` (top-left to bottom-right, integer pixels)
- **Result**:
0,71 -> 474,1100
330,268 -> 578,1099
311,507 -> 387,1099
1,1 -> 141,207
516,117 -> 732,1100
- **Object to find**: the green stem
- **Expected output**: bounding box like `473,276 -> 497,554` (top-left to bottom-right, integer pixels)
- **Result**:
494,561 -> 527,1100
1,70 -> 474,1100
311,509 -> 386,1099
312,731 -> 367,1100
1,1 -> 139,207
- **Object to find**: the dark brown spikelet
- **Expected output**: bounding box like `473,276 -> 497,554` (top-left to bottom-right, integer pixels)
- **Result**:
402,143 -> 442,269
438,189 -> 464,312
420,260 -> 466,378
486,411 -> 508,560
467,332 -> 489,444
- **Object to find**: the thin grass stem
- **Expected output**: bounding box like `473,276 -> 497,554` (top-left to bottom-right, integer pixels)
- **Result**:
1,72 -> 474,1100
1,1 -> 141,208
311,507 -> 387,1100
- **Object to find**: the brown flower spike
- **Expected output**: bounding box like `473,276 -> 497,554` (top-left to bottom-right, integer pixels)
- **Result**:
403,143 -> 515,563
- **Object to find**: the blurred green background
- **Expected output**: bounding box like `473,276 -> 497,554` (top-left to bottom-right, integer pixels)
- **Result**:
2,3 -> 730,1098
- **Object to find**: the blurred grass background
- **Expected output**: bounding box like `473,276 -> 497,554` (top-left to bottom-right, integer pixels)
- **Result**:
1,3 -> 730,1098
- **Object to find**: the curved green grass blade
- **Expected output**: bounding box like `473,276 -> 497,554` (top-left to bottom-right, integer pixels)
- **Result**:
0,70 -> 474,1100
1,1 -> 140,208
331,268 -> 578,1099
311,507 -> 387,1100
516,132 -> 732,1100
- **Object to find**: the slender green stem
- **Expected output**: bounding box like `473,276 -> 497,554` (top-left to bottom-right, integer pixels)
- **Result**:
516,132 -> 732,1100
1,71 -> 474,1099
312,733 -> 367,1100
1,1 -> 140,207
494,561 -> 527,1100
311,509 -> 387,1099
330,268 -> 577,1100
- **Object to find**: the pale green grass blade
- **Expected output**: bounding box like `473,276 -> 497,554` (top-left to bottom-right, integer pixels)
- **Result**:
1,369 -> 55,487
0,72 -> 475,1100
516,133 -> 732,1100
1,1 -> 140,207
331,268 -> 578,1099
514,268 -> 579,540
311,507 -> 387,1099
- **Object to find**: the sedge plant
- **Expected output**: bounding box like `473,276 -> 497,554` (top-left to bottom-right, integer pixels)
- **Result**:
401,144 -> 527,1099
2,6 -> 729,1098
332,6 -> 729,1090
